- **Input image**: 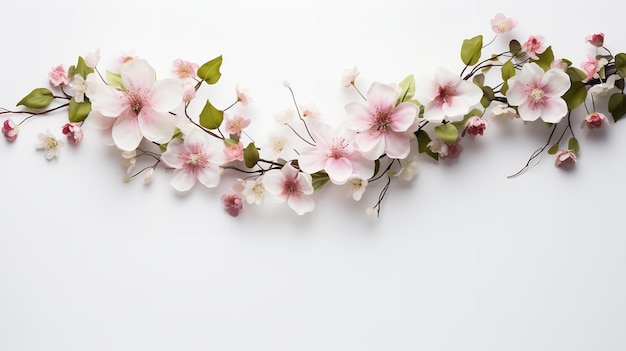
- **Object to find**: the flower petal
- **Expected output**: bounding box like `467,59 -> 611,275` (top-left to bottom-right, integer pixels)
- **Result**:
160,139 -> 185,168
196,165 -> 221,188
138,109 -> 176,144
539,97 -> 568,123
150,79 -> 183,112
366,82 -> 397,112
389,103 -> 418,132
287,195 -> 315,215
112,111 -> 142,151
86,74 -> 126,117
542,69 -> 571,97
345,102 -> 372,132
517,102 -> 541,122
121,59 -> 155,91
262,170 -> 285,197
326,157 -> 353,184
383,132 -> 411,159
298,148 -> 328,174
170,168 -> 196,192
355,131 -> 385,160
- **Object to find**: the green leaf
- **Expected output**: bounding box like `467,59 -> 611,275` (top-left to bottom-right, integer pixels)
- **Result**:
616,78 -> 625,91
415,130 -> 438,161
434,123 -> 458,144
311,171 -> 330,191
501,60 -> 515,81
461,35 -> 483,66
568,137 -> 580,155
566,67 -> 587,82
453,108 -> 482,127
548,143 -> 559,155
106,70 -> 125,90
243,142 -> 259,168
531,46 -> 554,71
509,39 -> 523,58
16,88 -> 54,109
68,97 -> 91,123
70,56 -> 94,80
223,138 -> 238,147
480,86 -> 495,108
473,74 -> 485,87
197,55 -> 222,84
608,92 -> 626,122
615,53 -> 626,78
198,99 -> 223,129
396,74 -> 416,104
562,81 -> 586,110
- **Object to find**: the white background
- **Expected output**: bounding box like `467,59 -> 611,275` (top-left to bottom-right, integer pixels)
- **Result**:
2,0 -> 626,350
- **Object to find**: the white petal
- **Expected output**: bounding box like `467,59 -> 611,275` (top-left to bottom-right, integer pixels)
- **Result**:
542,69 -> 571,97
287,195 -> 315,215
138,109 -> 176,144
170,169 -> 196,192
150,79 -> 183,112
112,111 -> 143,151
540,98 -> 568,123
196,166 -> 221,188
86,74 -> 125,117
262,170 -> 285,197
517,102 -> 541,122
160,139 -> 185,168
121,59 -> 155,91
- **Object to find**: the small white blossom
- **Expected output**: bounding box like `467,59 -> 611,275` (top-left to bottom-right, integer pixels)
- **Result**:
36,129 -> 64,160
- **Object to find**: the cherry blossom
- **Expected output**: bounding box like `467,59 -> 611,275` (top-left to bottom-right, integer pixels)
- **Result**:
428,137 -> 463,159
143,168 -> 155,184
581,55 -> 608,81
221,189 -> 244,217
172,59 -> 198,79
522,35 -> 546,60
49,65 -> 69,87
224,141 -> 244,163
61,123 -> 83,143
2,118 -> 18,142
466,116 -> 488,136
241,178 -> 266,205
586,33 -> 604,47
581,112 -> 608,129
491,104 -> 518,119
262,163 -> 314,215
490,13 -> 517,34
224,114 -> 251,136
341,66 -> 360,88
86,59 -> 183,151
160,130 -> 226,191
36,129 -> 64,160
506,63 -> 570,123
298,123 -> 374,184
260,128 -> 296,161
236,85 -> 251,106
345,176 -> 368,201
68,75 -> 88,103
418,68 -> 483,123
555,150 -> 576,168
346,82 -> 418,160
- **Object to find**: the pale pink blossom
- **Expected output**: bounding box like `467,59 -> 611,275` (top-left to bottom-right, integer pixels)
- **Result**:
221,189 -> 244,217
224,141 -> 244,162
581,112 -> 608,129
2,119 -> 18,142
346,82 -> 418,160
85,59 -> 183,151
506,63 -> 571,123
172,59 -> 198,79
236,85 -> 251,106
160,130 -> 226,191
341,66 -> 360,87
262,163 -> 314,215
260,128 -> 296,161
36,129 -> 64,160
581,55 -> 608,81
522,35 -> 546,60
428,137 -> 463,159
242,178 -> 266,205
61,123 -> 83,143
345,176 -> 368,201
49,65 -> 69,87
550,59 -> 568,71
85,49 -> 100,68
298,123 -> 374,184
181,81 -> 196,103
418,67 -> 483,123
394,156 -> 418,181
466,116 -> 488,136
68,75 -> 88,103
490,13 -> 517,34
300,103 -> 321,119
555,150 -> 576,168
586,33 -> 604,47
224,115 -> 251,135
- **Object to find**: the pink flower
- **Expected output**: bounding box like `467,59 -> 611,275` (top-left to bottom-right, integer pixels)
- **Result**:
466,116 -> 488,136
522,35 -> 546,60
550,59 -> 568,71
61,123 -> 83,143
346,82 -> 418,160
224,141 -> 244,162
506,63 -> 571,123
86,59 -> 183,151
224,115 -> 251,135
172,59 -> 198,79
236,85 -> 251,106
490,13 -> 517,34
160,130 -> 226,191
581,55 -> 608,81
555,150 -> 576,168
418,68 -> 483,123
262,163 -> 314,215
2,119 -> 19,142
300,103 -> 321,119
341,66 -> 360,87
581,112 -> 608,129
221,189 -> 243,217
181,81 -> 196,103
298,123 -> 374,184
49,65 -> 69,87
586,33 -> 604,47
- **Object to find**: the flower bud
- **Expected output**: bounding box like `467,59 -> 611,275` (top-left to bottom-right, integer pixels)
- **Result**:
555,150 -> 576,168
466,116 -> 488,136
2,118 -> 19,142
61,123 -> 83,143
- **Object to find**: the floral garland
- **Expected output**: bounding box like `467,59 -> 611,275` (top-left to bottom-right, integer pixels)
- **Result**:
2,14 -> 624,217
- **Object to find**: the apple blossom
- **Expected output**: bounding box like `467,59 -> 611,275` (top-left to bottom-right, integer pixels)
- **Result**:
298,123 -> 374,184
394,156 -> 418,181
418,67 -> 483,123
346,82 -> 418,160
86,59 -> 183,151
262,163 -> 314,215
36,129 -> 64,160
522,35 -> 546,60
555,150 -> 576,168
260,128 -> 296,161
49,65 -> 69,87
221,189 -> 244,217
61,123 -> 83,143
466,116 -> 488,136
172,59 -> 198,79
506,63 -> 570,123
160,130 -> 226,191
2,118 -> 18,142
224,114 -> 251,136
581,112 -> 608,129
490,13 -> 517,34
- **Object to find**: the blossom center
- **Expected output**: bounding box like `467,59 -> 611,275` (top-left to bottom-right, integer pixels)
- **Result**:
180,144 -> 208,172
125,89 -> 149,116
373,108 -> 391,132
44,137 -> 58,150
435,84 -> 456,106
253,183 -> 265,197
272,139 -> 285,153
282,176 -> 302,196
530,88 -> 544,103
329,137 -> 349,159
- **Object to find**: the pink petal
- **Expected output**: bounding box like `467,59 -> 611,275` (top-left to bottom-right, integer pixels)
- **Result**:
86,75 -> 126,117
170,169 -> 196,192
160,139 -> 185,168
355,131 -> 385,160
349,154 -> 375,180
298,148 -> 328,174
287,195 -> 315,215
345,102 -> 372,132
366,82 -> 397,112
296,172 -> 314,195
138,109 -> 176,144
539,98 -> 568,123
262,170 -> 286,197
150,79 -> 183,112
196,165 -> 221,188
517,102 -> 541,122
542,69 -> 571,97
383,132 -> 411,159
325,157 -> 353,184
112,111 -> 142,151
388,103 -> 417,132
121,59 -> 156,91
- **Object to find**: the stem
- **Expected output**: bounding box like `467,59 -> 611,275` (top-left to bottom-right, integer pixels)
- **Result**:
286,85 -> 316,143
507,123 -> 558,179
352,83 -> 367,101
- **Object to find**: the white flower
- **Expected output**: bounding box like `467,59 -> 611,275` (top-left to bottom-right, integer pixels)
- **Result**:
588,75 -> 616,98
242,178 -> 266,205
418,67 -> 483,122
346,176 -> 368,201
341,66 -> 360,88
143,168 -> 154,184
36,129 -> 64,160
260,129 -> 295,161
68,75 -> 88,103
273,108 -> 294,125
85,48 -> 100,68
394,156 -> 418,181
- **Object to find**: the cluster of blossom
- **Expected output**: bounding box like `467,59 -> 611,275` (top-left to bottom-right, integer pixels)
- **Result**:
2,14 -> 623,217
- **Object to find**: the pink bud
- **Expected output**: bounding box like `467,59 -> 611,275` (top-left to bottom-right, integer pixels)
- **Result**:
466,116 -> 488,136
61,123 -> 83,143
555,150 -> 576,168
2,119 -> 19,142
221,189 -> 243,217
586,33 -> 604,47
581,112 -> 608,129
49,65 -> 69,87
